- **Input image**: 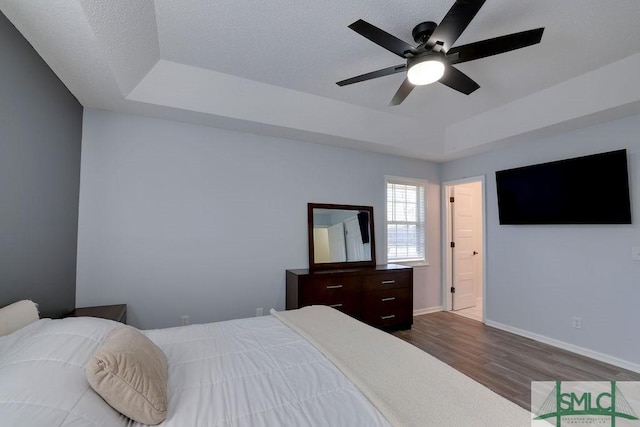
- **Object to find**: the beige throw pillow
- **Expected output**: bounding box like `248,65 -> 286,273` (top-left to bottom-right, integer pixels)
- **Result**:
0,300 -> 39,336
86,326 -> 168,425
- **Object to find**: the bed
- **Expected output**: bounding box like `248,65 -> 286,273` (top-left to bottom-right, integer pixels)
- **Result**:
0,303 -> 531,426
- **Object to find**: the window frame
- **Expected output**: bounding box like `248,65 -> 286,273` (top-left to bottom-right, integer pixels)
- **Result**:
384,176 -> 429,266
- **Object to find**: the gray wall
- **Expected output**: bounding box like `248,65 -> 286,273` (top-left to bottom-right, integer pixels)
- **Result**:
76,109 -> 442,329
442,114 -> 640,366
0,12 -> 83,317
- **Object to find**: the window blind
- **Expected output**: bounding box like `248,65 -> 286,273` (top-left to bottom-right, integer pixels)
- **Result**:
386,181 -> 426,262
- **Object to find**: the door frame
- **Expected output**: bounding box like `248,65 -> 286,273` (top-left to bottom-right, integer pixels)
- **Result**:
442,176 -> 487,319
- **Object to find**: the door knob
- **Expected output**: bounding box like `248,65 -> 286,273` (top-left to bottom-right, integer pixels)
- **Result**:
473,251 -> 479,255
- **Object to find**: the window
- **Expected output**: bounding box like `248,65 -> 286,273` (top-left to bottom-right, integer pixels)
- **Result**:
386,178 -> 426,263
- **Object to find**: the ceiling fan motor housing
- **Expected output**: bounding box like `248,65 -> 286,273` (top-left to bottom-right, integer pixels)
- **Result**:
412,21 -> 437,44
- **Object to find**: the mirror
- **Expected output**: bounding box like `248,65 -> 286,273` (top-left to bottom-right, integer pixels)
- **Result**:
308,203 -> 376,270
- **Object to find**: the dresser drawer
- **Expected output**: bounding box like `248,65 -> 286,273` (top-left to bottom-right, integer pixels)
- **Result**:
363,287 -> 412,328
363,287 -> 411,313
363,306 -> 411,329
300,292 -> 362,317
362,307 -> 412,329
300,275 -> 361,298
363,270 -> 412,292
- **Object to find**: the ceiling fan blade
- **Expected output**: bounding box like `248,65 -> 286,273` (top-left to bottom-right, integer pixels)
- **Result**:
349,19 -> 418,58
337,64 -> 407,86
439,65 -> 480,95
389,78 -> 415,106
427,0 -> 486,52
448,28 -> 544,64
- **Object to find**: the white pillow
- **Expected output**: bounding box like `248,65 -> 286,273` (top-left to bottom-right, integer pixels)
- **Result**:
0,300 -> 39,336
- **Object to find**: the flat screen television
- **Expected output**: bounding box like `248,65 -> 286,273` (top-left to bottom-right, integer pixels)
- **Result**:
495,149 -> 632,225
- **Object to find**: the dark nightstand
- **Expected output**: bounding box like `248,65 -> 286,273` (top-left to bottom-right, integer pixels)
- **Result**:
66,304 -> 127,324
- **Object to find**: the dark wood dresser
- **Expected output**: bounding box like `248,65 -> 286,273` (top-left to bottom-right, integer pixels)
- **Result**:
286,264 -> 412,330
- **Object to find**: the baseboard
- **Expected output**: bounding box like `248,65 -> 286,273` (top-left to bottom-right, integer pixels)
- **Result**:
485,319 -> 640,374
413,306 -> 443,316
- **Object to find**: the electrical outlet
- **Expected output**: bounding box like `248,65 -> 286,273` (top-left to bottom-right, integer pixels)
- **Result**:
632,246 -> 640,261
572,316 -> 581,329
180,315 -> 189,326
256,308 -> 264,317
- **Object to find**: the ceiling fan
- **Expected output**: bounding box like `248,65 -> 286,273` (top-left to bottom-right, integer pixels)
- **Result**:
337,0 -> 544,106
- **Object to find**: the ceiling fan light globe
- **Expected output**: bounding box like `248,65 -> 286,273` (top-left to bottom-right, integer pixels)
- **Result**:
407,60 -> 445,85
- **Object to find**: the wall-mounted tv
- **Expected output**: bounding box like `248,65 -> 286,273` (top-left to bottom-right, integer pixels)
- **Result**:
495,149 -> 632,225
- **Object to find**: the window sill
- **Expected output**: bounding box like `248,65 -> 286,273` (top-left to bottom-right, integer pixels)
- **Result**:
388,260 -> 430,268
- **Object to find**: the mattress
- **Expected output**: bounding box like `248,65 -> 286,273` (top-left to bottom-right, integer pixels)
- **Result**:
0,315 -> 390,426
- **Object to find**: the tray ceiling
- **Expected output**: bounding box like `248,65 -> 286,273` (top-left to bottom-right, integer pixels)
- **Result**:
2,0 -> 640,160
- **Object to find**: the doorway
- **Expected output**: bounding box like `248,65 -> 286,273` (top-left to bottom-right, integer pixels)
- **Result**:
443,177 -> 485,322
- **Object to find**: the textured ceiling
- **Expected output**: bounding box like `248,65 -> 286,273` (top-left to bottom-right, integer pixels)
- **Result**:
2,0 -> 640,160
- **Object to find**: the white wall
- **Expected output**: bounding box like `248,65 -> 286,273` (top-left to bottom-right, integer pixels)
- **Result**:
77,109 -> 441,328
442,114 -> 640,367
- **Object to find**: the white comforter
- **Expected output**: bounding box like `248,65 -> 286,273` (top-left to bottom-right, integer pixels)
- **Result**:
0,316 -> 389,427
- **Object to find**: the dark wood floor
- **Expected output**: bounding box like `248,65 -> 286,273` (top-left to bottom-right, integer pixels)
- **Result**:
392,312 -> 640,410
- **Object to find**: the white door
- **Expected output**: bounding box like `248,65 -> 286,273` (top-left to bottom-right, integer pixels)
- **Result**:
452,185 -> 477,310
344,217 -> 364,261
327,222 -> 346,262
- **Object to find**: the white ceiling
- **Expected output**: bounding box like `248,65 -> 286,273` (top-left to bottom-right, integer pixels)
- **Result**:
2,0 -> 640,161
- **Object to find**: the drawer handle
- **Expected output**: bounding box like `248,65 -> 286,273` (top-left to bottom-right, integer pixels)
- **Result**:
381,315 -> 396,320
381,280 -> 396,285
381,297 -> 396,302
326,284 -> 343,289
329,303 -> 343,308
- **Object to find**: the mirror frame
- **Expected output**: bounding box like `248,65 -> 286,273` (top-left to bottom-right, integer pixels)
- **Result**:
308,202 -> 376,270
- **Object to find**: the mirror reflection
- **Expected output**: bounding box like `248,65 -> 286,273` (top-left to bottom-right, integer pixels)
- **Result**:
313,208 -> 372,263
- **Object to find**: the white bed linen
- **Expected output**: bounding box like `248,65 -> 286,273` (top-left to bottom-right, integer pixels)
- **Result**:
275,306 -> 532,426
0,315 -> 390,427
0,317 -> 128,427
